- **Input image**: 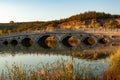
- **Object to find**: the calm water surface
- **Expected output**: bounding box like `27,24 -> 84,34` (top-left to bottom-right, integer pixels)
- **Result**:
0,40 -> 120,76
0,52 -> 109,76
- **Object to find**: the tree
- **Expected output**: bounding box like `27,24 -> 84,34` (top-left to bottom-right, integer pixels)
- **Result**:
9,21 -> 14,24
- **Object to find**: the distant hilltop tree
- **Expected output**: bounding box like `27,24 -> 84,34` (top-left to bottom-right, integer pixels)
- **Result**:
0,11 -> 120,35
9,21 -> 14,24
66,11 -> 120,21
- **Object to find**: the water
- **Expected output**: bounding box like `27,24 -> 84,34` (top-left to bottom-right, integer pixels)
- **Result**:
0,52 -> 109,77
0,40 -> 120,77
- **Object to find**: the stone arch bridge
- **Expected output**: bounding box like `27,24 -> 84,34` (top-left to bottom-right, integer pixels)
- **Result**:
0,28 -> 120,50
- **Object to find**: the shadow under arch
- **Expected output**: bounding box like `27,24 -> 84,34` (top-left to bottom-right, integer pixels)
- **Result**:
37,35 -> 57,49
21,37 -> 34,47
3,40 -> 8,45
99,37 -> 110,44
62,35 -> 79,47
83,36 -> 97,45
10,39 -> 18,46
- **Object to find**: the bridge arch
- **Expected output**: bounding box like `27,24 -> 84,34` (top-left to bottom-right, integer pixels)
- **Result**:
10,39 -> 18,46
61,34 -> 80,47
82,36 -> 97,45
37,35 -> 57,49
99,37 -> 110,44
21,37 -> 34,47
3,40 -> 8,45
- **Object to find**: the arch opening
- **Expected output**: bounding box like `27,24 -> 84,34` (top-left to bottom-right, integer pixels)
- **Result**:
3,41 -> 8,45
38,35 -> 57,49
62,36 -> 79,47
84,37 -> 96,45
21,38 -> 33,47
11,40 -> 18,46
99,38 -> 109,44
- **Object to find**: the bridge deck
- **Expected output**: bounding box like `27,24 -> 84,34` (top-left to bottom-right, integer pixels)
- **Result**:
0,28 -> 120,38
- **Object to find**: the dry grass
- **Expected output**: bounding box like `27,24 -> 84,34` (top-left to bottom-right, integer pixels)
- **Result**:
0,59 -> 75,80
109,50 -> 120,72
1,50 -> 120,80
0,58 -> 105,80
103,50 -> 120,80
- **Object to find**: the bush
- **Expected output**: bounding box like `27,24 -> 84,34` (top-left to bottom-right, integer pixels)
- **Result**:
104,49 -> 120,80
110,50 -> 120,73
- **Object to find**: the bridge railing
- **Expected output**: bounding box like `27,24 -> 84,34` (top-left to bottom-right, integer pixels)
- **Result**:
69,28 -> 120,33
0,28 -> 120,38
77,28 -> 120,32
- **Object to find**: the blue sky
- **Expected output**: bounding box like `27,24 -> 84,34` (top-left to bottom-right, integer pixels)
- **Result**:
0,0 -> 120,23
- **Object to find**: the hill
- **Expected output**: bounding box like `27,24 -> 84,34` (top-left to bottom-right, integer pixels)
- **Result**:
0,11 -> 120,35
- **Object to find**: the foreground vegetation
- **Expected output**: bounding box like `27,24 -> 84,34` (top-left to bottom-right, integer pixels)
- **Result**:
0,59 -> 104,80
104,50 -> 120,80
0,50 -> 120,80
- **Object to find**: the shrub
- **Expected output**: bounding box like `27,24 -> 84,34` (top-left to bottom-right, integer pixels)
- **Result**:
109,50 -> 120,73
104,49 -> 120,80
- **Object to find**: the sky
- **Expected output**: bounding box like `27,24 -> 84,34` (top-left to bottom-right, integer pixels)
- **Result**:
0,0 -> 120,23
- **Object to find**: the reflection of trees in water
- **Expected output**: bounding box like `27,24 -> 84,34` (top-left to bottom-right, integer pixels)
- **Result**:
0,40 -> 120,57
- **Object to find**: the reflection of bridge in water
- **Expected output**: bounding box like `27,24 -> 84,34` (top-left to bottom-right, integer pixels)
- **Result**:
0,28 -> 120,52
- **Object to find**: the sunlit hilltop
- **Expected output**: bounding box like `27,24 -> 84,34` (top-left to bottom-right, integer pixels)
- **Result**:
0,11 -> 120,35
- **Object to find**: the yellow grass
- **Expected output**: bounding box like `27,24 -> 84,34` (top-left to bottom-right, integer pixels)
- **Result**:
0,58 -> 104,80
104,49 -> 120,80
1,50 -> 120,80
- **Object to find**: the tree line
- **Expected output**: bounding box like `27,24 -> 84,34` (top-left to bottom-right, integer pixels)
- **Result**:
0,11 -> 120,35
66,11 -> 120,21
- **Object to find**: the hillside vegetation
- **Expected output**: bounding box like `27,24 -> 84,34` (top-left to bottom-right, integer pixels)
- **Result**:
0,11 -> 120,35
